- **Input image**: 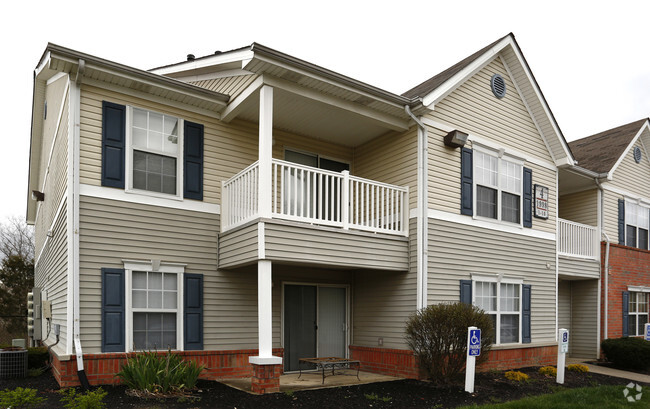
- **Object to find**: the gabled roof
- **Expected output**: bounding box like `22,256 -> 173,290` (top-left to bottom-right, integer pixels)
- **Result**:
568,118 -> 650,174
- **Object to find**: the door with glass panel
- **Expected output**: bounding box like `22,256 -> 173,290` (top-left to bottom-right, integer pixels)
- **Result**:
131,271 -> 178,350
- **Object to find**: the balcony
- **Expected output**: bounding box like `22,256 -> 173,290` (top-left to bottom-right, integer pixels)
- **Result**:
221,159 -> 409,236
557,218 -> 599,260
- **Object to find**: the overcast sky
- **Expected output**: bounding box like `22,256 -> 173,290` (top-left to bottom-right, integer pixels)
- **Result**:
2,0 -> 649,223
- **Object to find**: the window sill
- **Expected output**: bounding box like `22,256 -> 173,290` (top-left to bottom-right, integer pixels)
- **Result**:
490,341 -> 556,350
473,215 -> 523,229
125,188 -> 183,202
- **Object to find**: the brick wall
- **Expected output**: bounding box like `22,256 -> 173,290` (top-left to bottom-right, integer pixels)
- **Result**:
51,348 -> 284,388
601,243 -> 650,340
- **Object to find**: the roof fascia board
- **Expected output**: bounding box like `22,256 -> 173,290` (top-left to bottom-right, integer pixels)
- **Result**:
149,49 -> 255,76
263,75 -> 410,132
34,51 -> 51,79
422,36 -> 511,107
221,75 -> 264,122
607,121 -> 650,179
564,165 -> 608,179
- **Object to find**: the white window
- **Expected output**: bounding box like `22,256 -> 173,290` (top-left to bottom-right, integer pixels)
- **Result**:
127,107 -> 183,198
474,149 -> 522,224
629,292 -> 649,336
473,275 -> 522,344
626,201 -> 649,250
124,261 -> 185,352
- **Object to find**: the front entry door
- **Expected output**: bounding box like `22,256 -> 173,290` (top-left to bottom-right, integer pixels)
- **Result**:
284,284 -> 347,371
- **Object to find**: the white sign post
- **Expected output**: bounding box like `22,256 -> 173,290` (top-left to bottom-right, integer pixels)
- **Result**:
644,323 -> 650,341
465,326 -> 481,393
557,328 -> 569,384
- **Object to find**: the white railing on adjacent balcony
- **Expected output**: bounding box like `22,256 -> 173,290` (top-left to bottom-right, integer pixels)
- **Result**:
221,159 -> 409,236
557,218 -> 599,260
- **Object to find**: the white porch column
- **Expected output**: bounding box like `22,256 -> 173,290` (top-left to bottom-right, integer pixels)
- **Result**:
250,260 -> 281,364
258,85 -> 273,219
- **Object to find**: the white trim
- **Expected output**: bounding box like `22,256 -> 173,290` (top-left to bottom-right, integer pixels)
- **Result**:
35,51 -> 51,78
420,117 -> 557,171
150,49 -> 255,76
608,122 -> 649,179
426,208 -> 556,241
600,184 -> 650,206
628,286 -> 650,293
471,277 -> 523,345
471,272 -> 524,284
258,222 -> 265,259
79,184 -> 220,214
173,68 -> 255,83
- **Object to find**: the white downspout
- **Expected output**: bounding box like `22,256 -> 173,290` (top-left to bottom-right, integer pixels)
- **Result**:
596,178 -> 610,356
405,106 -> 427,310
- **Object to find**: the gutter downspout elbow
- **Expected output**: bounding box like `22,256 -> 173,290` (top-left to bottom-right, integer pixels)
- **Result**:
405,105 -> 427,310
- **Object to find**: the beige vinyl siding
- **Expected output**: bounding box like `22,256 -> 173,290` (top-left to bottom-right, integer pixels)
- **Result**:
353,269 -> 416,349
558,257 -> 600,280
570,279 -> 599,358
34,201 -> 68,356
354,128 -> 418,210
559,189 -> 599,227
427,125 -> 460,213
428,218 -> 556,343
609,129 -> 650,199
558,280 -> 570,335
263,220 -> 409,271
218,222 -> 259,269
38,76 -> 69,189
429,57 -> 554,163
602,189 -> 623,242
190,75 -> 258,99
78,195 -> 267,352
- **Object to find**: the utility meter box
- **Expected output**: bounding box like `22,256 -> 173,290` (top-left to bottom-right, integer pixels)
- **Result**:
42,300 -> 52,319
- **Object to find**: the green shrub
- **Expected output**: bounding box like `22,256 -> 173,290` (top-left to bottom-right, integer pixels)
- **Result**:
405,302 -> 494,383
59,387 -> 107,409
539,366 -> 557,376
117,350 -> 204,395
0,387 -> 45,409
505,370 -> 529,382
567,363 -> 589,373
601,337 -> 650,370
28,346 -> 49,369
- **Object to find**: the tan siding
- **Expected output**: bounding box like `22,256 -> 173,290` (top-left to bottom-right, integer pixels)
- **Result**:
558,257 -> 600,279
558,280 -> 571,335
34,200 -> 68,355
570,279 -> 599,358
77,195 -> 268,352
559,189 -> 599,226
428,218 -> 556,343
39,76 -> 69,189
264,221 -> 408,271
427,125 -> 460,213
218,223 -> 259,269
429,57 -> 553,163
609,129 -> 650,199
354,128 -> 418,210
602,189 -> 622,241
190,75 -> 258,99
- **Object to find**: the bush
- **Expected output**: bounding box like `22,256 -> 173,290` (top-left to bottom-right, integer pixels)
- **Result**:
59,387 -> 107,409
28,346 -> 49,369
0,387 -> 45,409
117,350 -> 204,395
504,371 -> 529,382
405,302 -> 494,383
567,364 -> 589,373
601,337 -> 650,370
538,366 -> 557,376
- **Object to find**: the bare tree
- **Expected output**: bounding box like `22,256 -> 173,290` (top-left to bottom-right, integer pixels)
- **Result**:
0,215 -> 35,261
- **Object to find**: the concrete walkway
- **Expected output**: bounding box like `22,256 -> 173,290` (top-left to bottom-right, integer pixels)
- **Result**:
568,358 -> 650,384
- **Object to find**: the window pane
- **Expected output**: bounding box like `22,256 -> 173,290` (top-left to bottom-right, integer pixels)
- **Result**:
133,108 -> 148,129
132,151 -> 176,195
149,112 -> 163,133
626,202 -> 638,225
148,130 -> 163,151
502,192 -> 520,223
500,283 -> 520,312
133,331 -> 146,350
630,293 -> 637,313
148,291 -> 162,308
164,274 -> 177,290
500,314 -> 519,343
629,314 -> 637,336
132,127 -> 147,149
639,293 -> 649,313
147,313 -> 162,331
627,225 -> 638,248
133,312 -> 146,330
163,331 -> 176,349
149,273 -> 162,290
638,206 -> 649,229
163,292 -> 177,309
163,313 -> 176,330
132,290 -> 147,308
132,272 -> 147,289
639,314 -> 648,337
477,186 -> 497,219
639,229 -> 649,250
162,175 -> 176,195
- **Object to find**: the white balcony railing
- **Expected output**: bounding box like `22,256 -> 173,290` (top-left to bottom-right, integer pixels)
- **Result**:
557,218 -> 599,260
221,159 -> 409,236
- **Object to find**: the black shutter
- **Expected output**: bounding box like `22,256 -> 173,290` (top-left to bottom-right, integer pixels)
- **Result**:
523,168 -> 533,228
522,284 -> 532,343
461,148 -> 473,216
618,199 -> 626,245
101,268 -> 125,352
622,291 -> 630,337
101,101 -> 126,188
184,273 -> 204,350
184,121 -> 204,200
460,280 -> 472,304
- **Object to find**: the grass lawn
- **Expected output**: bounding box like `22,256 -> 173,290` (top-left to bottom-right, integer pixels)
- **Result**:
458,384 -> 650,408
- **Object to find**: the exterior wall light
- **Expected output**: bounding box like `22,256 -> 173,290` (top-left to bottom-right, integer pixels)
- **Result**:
444,130 -> 469,148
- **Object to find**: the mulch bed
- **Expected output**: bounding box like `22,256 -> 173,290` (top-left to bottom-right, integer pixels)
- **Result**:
0,367 -> 642,408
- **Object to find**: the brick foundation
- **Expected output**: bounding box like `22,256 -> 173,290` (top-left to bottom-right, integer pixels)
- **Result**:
51,348 -> 283,388
350,344 -> 557,378
251,363 -> 282,394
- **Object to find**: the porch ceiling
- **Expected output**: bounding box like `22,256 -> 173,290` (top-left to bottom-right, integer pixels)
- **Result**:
558,168 -> 597,196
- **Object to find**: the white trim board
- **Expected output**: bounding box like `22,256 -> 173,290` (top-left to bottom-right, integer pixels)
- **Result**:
599,184 -> 650,206
79,184 -> 220,214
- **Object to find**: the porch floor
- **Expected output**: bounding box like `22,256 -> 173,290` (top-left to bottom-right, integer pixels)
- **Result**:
220,370 -> 400,394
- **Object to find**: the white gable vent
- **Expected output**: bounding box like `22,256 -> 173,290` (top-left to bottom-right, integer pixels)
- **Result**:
634,146 -> 642,163
490,74 -> 506,99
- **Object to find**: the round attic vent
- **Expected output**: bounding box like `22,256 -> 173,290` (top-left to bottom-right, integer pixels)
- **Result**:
634,146 -> 642,163
490,74 -> 506,99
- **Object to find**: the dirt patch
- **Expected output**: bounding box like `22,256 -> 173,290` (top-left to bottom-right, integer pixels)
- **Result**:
0,367 -> 641,408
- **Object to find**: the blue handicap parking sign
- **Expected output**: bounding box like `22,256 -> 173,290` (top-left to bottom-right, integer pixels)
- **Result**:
469,329 -> 481,356
645,324 -> 650,341
562,332 -> 568,343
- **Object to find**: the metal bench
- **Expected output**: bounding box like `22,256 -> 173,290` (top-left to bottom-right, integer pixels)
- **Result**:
298,357 -> 361,384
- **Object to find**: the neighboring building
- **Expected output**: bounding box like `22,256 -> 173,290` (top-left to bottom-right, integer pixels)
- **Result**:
559,119 -> 650,353
27,33 -> 575,393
